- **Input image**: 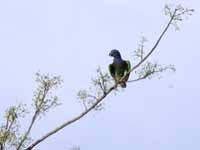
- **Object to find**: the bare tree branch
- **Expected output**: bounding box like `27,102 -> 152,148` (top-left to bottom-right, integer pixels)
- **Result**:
26,86 -> 116,150
127,75 -> 149,83
128,62 -> 175,83
25,5 -> 193,150
16,95 -> 44,150
124,8 -> 177,78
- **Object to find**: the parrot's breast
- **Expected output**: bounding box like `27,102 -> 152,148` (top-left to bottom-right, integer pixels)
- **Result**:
113,61 -> 127,79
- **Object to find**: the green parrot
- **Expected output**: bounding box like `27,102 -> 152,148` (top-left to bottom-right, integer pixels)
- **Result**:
109,49 -> 131,88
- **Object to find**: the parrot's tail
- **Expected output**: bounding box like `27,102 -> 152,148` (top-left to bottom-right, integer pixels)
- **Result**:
120,82 -> 126,88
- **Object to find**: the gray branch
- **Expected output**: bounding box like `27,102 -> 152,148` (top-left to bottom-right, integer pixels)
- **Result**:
25,5 -> 193,150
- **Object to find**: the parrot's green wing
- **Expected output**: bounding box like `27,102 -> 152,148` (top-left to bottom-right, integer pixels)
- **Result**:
125,60 -> 131,72
124,60 -> 131,82
109,64 -> 115,78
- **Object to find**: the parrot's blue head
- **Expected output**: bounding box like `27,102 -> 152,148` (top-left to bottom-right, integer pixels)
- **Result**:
109,49 -> 122,59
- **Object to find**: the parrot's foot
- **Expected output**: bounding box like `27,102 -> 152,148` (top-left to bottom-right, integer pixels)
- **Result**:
120,82 -> 126,88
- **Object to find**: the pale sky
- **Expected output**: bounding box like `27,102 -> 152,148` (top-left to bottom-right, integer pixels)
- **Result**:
0,0 -> 199,150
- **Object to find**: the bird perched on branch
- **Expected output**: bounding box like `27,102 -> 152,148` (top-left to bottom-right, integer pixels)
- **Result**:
108,49 -> 131,88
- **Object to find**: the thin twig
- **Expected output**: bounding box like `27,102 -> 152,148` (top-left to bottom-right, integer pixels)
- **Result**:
127,68 -> 171,83
17,87 -> 48,150
2,117 -> 16,150
127,76 -> 147,83
121,9 -> 177,82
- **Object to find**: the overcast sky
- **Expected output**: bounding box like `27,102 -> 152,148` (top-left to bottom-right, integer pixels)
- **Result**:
0,0 -> 199,150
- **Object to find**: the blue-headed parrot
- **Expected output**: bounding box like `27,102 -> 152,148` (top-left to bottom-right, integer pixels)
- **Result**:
109,49 -> 131,88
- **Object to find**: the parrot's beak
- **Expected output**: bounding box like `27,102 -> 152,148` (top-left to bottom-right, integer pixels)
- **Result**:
109,52 -> 112,56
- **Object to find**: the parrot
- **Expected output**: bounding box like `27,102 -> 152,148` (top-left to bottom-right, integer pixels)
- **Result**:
108,49 -> 131,88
